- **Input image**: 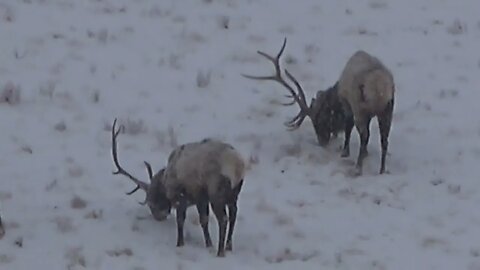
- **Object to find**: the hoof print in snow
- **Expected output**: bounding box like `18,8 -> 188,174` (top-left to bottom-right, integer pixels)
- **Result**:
68,165 -> 84,178
54,121 -> 67,132
0,254 -> 14,264
106,248 -> 133,257
369,0 -> 388,10
447,19 -> 466,35
91,90 -> 100,104
217,15 -> 229,29
0,82 -> 21,105
84,210 -> 103,220
39,80 -> 56,99
14,237 -> 23,248
52,216 -> 76,233
196,69 -> 211,89
470,248 -> 480,257
447,184 -> 461,195
430,178 -> 445,186
45,179 -> 58,191
65,247 -> 86,269
265,248 -> 299,263
20,145 -> 33,154
70,196 -> 87,210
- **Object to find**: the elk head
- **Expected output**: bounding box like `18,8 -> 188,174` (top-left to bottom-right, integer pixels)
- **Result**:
111,119 -> 172,221
242,38 -> 345,146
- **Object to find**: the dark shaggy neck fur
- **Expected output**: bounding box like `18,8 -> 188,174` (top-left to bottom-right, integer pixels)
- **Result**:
311,81 -> 346,145
325,82 -> 345,135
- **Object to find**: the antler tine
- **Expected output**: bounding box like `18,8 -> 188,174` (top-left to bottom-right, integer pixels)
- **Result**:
285,69 -> 308,111
241,37 -> 286,81
143,161 -> 153,180
111,118 -> 149,196
125,186 -> 140,195
282,69 -> 310,129
242,37 -> 311,129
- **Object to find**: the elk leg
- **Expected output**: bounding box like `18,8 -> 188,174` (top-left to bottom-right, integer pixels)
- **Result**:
196,192 -> 213,248
378,99 -> 394,174
0,214 -> 4,239
340,98 -> 354,157
210,178 -> 229,257
342,115 -> 354,157
211,202 -> 227,257
226,180 -> 243,251
355,117 -> 371,174
175,196 -> 187,247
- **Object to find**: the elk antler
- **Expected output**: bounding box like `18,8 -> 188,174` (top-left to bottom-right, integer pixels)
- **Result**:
242,38 -> 311,130
111,118 -> 150,200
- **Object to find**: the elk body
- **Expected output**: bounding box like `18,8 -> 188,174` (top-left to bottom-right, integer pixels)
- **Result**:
110,119 -> 246,257
243,38 -> 395,175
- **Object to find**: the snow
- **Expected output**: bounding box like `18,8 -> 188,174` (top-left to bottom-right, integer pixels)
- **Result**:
1,0 -> 480,269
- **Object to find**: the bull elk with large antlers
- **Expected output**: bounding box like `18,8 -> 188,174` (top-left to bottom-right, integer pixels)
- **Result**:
110,119 -> 246,257
243,38 -> 395,175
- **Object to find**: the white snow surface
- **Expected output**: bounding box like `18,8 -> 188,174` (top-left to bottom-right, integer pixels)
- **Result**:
1,0 -> 480,269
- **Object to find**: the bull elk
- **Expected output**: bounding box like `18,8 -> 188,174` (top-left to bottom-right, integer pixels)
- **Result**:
243,38 -> 395,175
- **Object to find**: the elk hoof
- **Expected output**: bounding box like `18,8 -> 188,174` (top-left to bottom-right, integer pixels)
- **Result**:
217,250 -> 226,257
379,168 -> 390,175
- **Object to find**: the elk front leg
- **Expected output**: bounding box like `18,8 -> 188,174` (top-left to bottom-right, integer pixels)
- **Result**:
340,98 -> 354,157
175,197 -> 188,247
196,194 -> 213,248
342,114 -> 354,157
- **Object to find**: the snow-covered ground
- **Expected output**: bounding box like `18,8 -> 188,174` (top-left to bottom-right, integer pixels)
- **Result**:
1,0 -> 480,269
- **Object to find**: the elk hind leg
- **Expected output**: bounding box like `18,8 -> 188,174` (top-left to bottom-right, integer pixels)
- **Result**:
210,177 -> 230,257
226,180 -> 244,251
378,98 -> 394,174
196,190 -> 213,248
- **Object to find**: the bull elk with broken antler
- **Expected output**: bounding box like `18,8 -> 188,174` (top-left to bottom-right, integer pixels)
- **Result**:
110,119 -> 246,257
243,38 -> 395,175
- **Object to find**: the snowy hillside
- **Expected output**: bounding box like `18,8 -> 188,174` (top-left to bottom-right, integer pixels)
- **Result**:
1,0 -> 480,269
